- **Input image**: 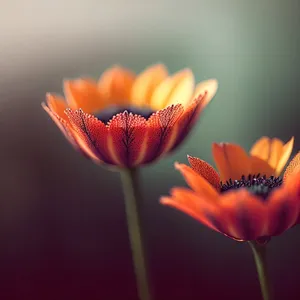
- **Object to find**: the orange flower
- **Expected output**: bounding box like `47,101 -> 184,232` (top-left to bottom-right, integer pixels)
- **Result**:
161,137 -> 300,242
43,64 -> 218,168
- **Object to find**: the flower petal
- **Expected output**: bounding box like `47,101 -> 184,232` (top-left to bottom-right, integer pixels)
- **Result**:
276,137 -> 294,175
174,162 -> 219,198
169,93 -> 210,151
249,156 -> 275,177
107,111 -> 147,167
130,64 -> 168,107
64,79 -> 104,113
218,189 -> 268,241
268,138 -> 284,169
169,82 -> 217,152
187,155 -> 220,190
164,70 -> 195,108
150,69 -> 194,110
46,93 -> 68,121
42,102 -> 79,149
284,152 -> 300,181
266,173 -> 300,236
142,104 -> 184,164
151,80 -> 218,153
250,136 -> 271,161
65,109 -> 113,164
192,79 -> 218,109
250,136 -> 293,175
160,188 -> 223,234
212,143 -> 251,182
98,65 -> 136,106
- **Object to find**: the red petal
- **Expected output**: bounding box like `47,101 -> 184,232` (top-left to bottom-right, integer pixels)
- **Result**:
142,104 -> 184,164
170,94 -> 206,151
267,173 -> 300,236
65,109 -> 113,164
160,188 -> 223,234
218,189 -> 268,241
187,155 -> 220,190
107,111 -> 147,167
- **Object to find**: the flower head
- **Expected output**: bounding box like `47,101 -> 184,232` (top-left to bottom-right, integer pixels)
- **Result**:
43,64 -> 218,168
161,136 -> 300,242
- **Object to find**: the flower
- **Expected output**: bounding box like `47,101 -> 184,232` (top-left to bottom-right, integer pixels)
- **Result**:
43,64 -> 218,168
161,136 -> 300,242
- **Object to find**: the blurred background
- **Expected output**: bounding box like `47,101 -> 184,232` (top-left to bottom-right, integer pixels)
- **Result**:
0,0 -> 300,299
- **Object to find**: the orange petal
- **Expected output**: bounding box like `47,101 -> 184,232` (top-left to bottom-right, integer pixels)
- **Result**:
63,79 -> 103,114
250,136 -> 271,161
276,137 -> 294,175
164,70 -> 195,108
267,173 -> 300,236
250,136 -> 293,174
218,189 -> 268,241
150,69 -> 194,110
46,93 -> 68,121
42,102 -> 79,150
130,64 -> 168,107
141,104 -> 184,164
268,138 -> 284,169
160,188 -> 223,234
187,155 -> 220,190
107,111 -> 147,167
191,79 -> 218,109
212,143 -> 251,182
284,152 -> 300,181
98,66 -> 136,106
174,163 -> 219,198
249,156 -> 275,177
65,109 -> 113,164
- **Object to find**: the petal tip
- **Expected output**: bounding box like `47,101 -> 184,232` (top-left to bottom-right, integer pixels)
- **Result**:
143,63 -> 168,74
202,78 -> 218,89
45,92 -> 52,99
289,136 -> 295,144
174,161 -> 181,169
63,79 -> 71,86
187,154 -> 198,164
153,62 -> 167,69
109,64 -> 123,69
212,142 -> 222,150
174,162 -> 189,172
45,93 -> 57,104
41,102 -> 47,109
179,68 -> 194,79
160,197 -> 170,205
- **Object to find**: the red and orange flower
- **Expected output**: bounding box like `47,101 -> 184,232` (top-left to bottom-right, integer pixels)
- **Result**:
161,137 -> 300,242
43,64 -> 218,168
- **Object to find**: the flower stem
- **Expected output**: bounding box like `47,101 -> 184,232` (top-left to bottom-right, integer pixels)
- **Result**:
249,241 -> 272,300
120,168 -> 152,300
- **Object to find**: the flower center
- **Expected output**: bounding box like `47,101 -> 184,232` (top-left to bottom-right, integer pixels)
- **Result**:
220,174 -> 283,199
95,105 -> 155,124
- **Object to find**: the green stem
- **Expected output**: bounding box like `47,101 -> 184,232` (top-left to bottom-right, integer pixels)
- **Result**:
120,168 -> 152,300
249,242 -> 272,300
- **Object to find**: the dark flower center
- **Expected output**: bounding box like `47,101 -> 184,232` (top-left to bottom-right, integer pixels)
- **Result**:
95,105 -> 155,124
220,174 -> 283,199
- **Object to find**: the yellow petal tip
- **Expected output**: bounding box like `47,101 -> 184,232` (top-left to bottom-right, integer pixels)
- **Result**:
174,161 -> 181,169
